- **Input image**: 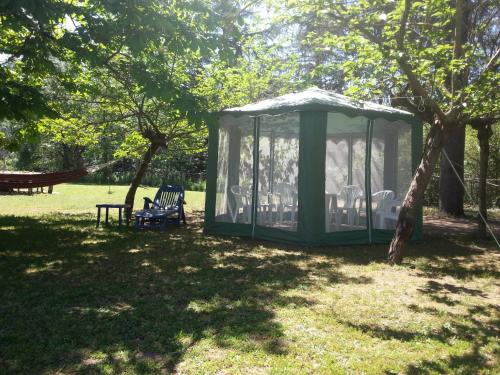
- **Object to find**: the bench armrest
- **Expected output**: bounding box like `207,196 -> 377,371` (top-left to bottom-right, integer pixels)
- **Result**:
143,197 -> 154,209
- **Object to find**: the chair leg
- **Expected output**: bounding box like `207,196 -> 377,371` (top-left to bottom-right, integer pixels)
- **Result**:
380,215 -> 386,229
347,208 -> 357,226
335,211 -> 342,230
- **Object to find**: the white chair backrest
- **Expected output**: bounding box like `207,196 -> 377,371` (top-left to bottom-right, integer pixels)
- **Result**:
230,185 -> 250,206
274,182 -> 296,205
372,190 -> 395,211
340,185 -> 363,209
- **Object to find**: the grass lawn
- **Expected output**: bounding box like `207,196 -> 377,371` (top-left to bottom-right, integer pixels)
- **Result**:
1,184 -> 205,216
0,184 -> 499,374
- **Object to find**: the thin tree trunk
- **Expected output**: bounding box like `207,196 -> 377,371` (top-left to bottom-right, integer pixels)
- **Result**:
439,124 -> 465,216
125,142 -> 160,219
388,124 -> 450,264
477,125 -> 492,239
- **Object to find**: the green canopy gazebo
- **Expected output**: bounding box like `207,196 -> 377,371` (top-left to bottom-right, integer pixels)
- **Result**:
204,88 -> 422,245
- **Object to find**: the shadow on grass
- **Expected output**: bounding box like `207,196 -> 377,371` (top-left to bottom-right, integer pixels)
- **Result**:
1,212 -> 497,373
404,303 -> 499,374
0,212 -> 372,374
406,231 -> 500,280
345,303 -> 499,374
318,229 -> 499,374
342,270 -> 499,374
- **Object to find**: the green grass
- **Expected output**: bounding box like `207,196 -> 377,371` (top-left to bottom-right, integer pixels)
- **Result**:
1,183 -> 205,216
0,184 -> 499,374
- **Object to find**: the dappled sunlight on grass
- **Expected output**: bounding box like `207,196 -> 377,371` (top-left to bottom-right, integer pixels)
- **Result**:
0,201 -> 499,373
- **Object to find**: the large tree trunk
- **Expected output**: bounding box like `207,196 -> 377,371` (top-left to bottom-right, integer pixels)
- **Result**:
388,124 -> 451,264
477,125 -> 492,239
439,124 -> 465,216
60,144 -> 85,170
125,142 -> 160,219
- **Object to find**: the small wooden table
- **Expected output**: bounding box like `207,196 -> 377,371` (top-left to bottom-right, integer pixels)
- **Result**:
96,204 -> 130,227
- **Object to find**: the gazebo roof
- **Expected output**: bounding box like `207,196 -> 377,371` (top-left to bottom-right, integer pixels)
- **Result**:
223,87 -> 413,119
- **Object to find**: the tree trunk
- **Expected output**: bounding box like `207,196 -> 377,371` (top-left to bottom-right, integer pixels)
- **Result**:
439,124 -> 465,216
125,142 -> 160,219
477,125 -> 492,239
388,124 -> 451,264
61,144 -> 72,170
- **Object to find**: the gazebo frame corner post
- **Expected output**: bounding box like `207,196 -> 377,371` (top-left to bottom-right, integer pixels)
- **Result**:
226,123 -> 242,222
204,120 -> 220,230
365,118 -> 374,244
251,116 -> 260,238
298,111 -> 327,245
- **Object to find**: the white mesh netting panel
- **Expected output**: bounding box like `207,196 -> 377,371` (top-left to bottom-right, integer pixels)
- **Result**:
371,118 -> 412,230
215,115 -> 254,223
257,113 -> 300,231
325,113 -> 368,232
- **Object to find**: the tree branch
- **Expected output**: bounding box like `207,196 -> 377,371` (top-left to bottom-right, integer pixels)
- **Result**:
330,7 -> 449,124
451,0 -> 466,97
465,116 -> 500,128
397,0 -> 411,50
484,48 -> 500,72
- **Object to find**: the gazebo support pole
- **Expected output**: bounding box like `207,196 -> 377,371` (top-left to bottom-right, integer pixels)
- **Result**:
383,128 -> 398,192
227,124 -> 241,221
348,135 -> 353,185
269,131 -> 275,224
251,118 -> 260,237
365,119 -> 374,242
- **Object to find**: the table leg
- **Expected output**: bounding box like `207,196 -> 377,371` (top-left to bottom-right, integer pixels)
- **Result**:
96,207 -> 101,228
105,207 -> 109,225
118,207 -> 122,226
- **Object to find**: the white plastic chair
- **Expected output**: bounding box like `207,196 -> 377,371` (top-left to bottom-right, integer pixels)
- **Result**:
376,195 -> 401,229
273,182 -> 297,226
325,192 -> 338,231
356,190 -> 399,229
229,185 -> 251,223
257,191 -> 274,225
368,190 -> 398,229
336,185 -> 363,228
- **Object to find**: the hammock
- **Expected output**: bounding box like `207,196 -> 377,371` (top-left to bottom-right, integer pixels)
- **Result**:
0,159 -> 124,190
0,169 -> 89,189
0,144 -> 151,190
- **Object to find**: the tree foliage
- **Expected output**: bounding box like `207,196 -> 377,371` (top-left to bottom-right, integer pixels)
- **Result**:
283,0 -> 498,117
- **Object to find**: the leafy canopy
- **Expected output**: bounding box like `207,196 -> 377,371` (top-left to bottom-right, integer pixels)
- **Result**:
281,0 -> 499,122
1,0 -> 245,152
